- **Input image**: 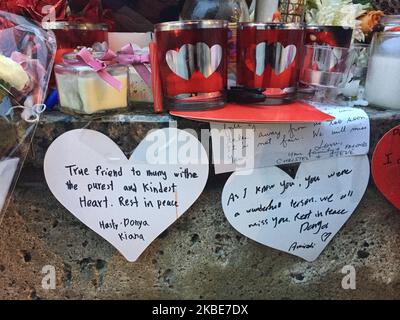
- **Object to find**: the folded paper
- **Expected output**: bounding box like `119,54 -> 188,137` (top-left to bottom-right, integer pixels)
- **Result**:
211,104 -> 370,174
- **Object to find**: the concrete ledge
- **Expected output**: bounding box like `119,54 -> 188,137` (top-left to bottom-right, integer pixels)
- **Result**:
1,106 -> 400,299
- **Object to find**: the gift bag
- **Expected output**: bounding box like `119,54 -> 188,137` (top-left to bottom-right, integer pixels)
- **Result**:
0,11 -> 56,224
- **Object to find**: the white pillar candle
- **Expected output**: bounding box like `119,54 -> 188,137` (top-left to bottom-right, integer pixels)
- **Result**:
365,55 -> 400,110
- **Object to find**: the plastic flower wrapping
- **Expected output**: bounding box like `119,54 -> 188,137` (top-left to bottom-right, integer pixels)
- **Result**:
306,0 -> 370,42
0,11 -> 56,223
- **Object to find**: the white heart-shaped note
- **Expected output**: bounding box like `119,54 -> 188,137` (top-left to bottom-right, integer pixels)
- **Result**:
166,42 -> 222,80
222,156 -> 369,262
44,128 -> 209,261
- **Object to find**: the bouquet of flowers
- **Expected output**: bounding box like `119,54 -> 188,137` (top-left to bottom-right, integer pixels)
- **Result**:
306,0 -> 383,42
0,11 -> 56,223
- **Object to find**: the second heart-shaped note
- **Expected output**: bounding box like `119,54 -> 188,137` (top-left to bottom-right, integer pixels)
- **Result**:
44,128 -> 209,262
222,156 -> 369,262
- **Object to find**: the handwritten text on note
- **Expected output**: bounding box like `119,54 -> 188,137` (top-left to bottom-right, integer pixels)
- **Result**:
211,106 -> 370,174
44,129 -> 209,262
222,156 -> 370,261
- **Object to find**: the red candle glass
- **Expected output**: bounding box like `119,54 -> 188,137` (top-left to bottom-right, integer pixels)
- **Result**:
43,22 -> 108,64
237,23 -> 304,104
43,22 -> 108,88
155,20 -> 228,110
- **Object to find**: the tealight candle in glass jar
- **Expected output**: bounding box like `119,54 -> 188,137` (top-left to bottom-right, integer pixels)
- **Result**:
55,51 -> 129,115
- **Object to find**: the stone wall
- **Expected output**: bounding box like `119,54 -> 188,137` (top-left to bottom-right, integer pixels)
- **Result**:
1,107 -> 400,300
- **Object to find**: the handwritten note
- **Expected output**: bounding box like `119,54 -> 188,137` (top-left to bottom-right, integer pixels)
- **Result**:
0,158 -> 19,213
44,129 -> 209,262
222,155 -> 370,261
372,125 -> 400,209
211,105 -> 370,174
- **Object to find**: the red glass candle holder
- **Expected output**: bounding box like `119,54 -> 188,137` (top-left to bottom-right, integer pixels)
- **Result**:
43,22 -> 108,64
155,20 -> 228,110
237,23 -> 304,104
43,22 -> 108,88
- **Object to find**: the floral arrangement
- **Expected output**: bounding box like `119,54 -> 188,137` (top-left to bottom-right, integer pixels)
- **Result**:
0,0 -> 68,22
0,54 -> 30,102
306,0 -> 383,42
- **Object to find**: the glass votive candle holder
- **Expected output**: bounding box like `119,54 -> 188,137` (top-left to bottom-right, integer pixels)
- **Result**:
155,20 -> 228,110
236,22 -> 304,104
300,45 -> 355,102
340,43 -> 370,101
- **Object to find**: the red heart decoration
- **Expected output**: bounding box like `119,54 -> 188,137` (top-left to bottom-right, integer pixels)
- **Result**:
372,125 -> 400,209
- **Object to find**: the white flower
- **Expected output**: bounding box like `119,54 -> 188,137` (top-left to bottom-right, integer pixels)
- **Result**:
0,54 -> 29,91
306,0 -> 369,42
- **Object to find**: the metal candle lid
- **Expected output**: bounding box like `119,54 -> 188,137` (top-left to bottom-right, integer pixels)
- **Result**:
238,22 -> 304,30
305,25 -> 353,31
155,20 -> 229,32
42,21 -> 108,31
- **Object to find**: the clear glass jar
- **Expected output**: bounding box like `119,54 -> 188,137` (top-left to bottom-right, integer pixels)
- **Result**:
380,15 -> 400,30
341,43 -> 371,101
365,27 -> 400,109
55,52 -> 129,115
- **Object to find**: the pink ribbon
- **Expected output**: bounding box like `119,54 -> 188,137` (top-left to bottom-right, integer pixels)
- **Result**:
76,48 -> 122,91
65,45 -> 151,91
117,44 -> 152,88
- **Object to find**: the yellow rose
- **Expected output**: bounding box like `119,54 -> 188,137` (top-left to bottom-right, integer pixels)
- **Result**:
0,54 -> 29,91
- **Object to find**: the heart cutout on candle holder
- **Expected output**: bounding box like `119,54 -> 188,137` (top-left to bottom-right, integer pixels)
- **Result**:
44,128 -> 209,262
222,156 -> 369,262
245,42 -> 297,76
166,42 -> 222,80
372,125 -> 400,209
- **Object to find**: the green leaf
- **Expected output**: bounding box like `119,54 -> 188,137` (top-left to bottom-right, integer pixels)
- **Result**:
352,0 -> 372,5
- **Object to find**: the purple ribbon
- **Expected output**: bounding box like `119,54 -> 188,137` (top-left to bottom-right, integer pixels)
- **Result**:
117,44 -> 152,88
